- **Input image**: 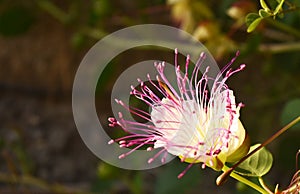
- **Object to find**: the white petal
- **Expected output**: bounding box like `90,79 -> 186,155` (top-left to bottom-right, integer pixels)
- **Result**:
208,89 -> 245,156
151,98 -> 182,148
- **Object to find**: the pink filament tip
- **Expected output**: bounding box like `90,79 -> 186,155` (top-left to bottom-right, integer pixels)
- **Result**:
200,52 -> 206,58
177,172 -> 185,179
108,140 -> 114,144
148,158 -> 154,164
119,140 -> 126,144
118,154 -> 126,159
108,118 -> 117,127
147,147 -> 153,151
209,160 -> 213,167
175,48 -> 178,54
186,54 -> 190,62
118,112 -> 123,118
238,102 -> 245,108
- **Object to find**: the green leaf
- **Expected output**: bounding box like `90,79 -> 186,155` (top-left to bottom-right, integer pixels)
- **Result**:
259,9 -> 272,18
278,12 -> 284,18
266,0 -> 282,10
245,13 -> 260,27
245,13 -> 263,33
233,144 -> 273,177
247,18 -> 262,32
280,99 -> 300,131
274,0 -> 284,15
260,0 -> 270,11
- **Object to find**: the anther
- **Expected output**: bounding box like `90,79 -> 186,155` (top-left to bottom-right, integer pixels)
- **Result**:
119,140 -> 126,144
147,147 -> 153,151
148,158 -> 154,164
240,64 -> 246,70
108,140 -> 114,144
177,172 -> 185,179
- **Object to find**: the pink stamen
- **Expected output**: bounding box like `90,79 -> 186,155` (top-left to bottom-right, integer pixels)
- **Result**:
147,148 -> 167,164
178,163 -> 194,179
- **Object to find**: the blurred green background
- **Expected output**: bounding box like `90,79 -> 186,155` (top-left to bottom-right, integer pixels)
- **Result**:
0,0 -> 299,193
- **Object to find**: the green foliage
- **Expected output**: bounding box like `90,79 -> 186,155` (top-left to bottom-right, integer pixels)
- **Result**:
95,60 -> 117,96
260,0 -> 270,11
71,32 -> 87,48
93,162 -> 143,194
233,144 -> 273,177
246,0 -> 287,32
259,0 -> 285,16
89,0 -> 112,26
274,0 -> 285,16
259,9 -> 272,18
280,98 -> 300,130
154,160 -> 202,194
235,178 -> 261,194
0,127 -> 34,175
245,13 -> 263,33
0,6 -> 35,36
97,162 -> 121,180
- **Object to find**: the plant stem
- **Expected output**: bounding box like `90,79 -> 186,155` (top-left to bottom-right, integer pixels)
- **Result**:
216,117 -> 300,190
258,177 -> 274,194
36,0 -> 70,23
221,165 -> 269,194
259,42 -> 300,53
266,18 -> 300,39
222,116 -> 300,176
257,116 -> 300,149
